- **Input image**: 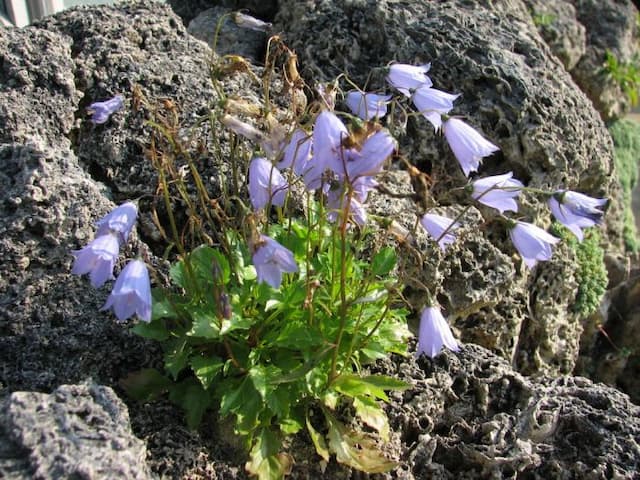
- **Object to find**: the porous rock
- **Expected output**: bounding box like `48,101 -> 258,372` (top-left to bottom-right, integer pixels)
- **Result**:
0,383 -> 151,479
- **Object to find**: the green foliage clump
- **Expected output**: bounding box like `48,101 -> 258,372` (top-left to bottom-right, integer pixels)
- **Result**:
531,11 -> 556,28
551,223 -> 608,316
608,119 -> 640,251
603,50 -> 640,107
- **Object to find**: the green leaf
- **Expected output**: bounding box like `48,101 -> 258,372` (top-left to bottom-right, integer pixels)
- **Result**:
132,318 -> 169,341
187,306 -> 221,339
168,378 -> 212,429
332,374 -> 410,402
306,414 -> 329,462
119,368 -> 171,402
151,288 -> 178,321
353,396 -> 390,441
245,429 -> 292,480
371,247 -> 397,276
272,323 -> 324,350
164,338 -> 190,380
190,354 -> 224,390
325,411 -> 397,473
220,312 -> 254,335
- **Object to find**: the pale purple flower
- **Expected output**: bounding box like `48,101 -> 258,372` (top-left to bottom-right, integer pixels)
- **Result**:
412,86 -> 460,131
252,235 -> 298,289
343,129 -> 396,180
220,114 -> 265,144
304,111 -> 348,190
509,221 -> 560,268
420,213 -> 460,251
96,202 -> 138,243
417,306 -> 460,358
88,95 -> 124,124
277,129 -> 312,176
386,63 -> 433,96
327,187 -> 368,226
471,172 -> 523,213
345,91 -> 392,120
548,190 -> 607,241
352,176 -> 378,204
249,157 -> 288,210
101,259 -> 152,322
443,118 -> 500,177
71,233 -> 120,288
233,11 -> 272,31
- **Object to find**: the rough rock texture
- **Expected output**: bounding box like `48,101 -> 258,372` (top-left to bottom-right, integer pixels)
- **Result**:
0,383 -> 151,479
522,0 -> 586,70
275,0 -> 624,376
0,0 -> 638,478
168,0 -> 278,26
570,0 -> 640,122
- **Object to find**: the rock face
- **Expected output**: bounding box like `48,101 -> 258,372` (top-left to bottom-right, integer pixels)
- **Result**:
0,383 -> 151,479
0,0 -> 638,478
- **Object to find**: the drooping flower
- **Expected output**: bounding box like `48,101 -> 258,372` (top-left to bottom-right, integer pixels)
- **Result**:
326,187 -> 368,226
548,190 -> 607,241
509,221 -> 560,268
345,91 -> 392,120
471,172 -> 523,213
443,118 -> 500,177
343,129 -> 396,180
417,305 -> 460,358
220,114 -> 266,144
420,213 -> 460,251
233,11 -> 272,31
101,259 -> 152,322
96,202 -> 138,244
352,175 -> 378,204
277,129 -> 312,176
88,95 -> 124,124
71,233 -> 120,288
249,157 -> 288,210
252,235 -> 298,289
386,63 -> 433,96
304,111 -> 349,190
412,86 -> 460,131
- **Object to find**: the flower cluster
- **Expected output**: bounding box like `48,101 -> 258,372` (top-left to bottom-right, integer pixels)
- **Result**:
71,202 -> 151,322
87,95 -> 124,124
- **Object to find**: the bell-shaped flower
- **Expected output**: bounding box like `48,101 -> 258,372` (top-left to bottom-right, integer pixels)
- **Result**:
304,111 -> 349,190
71,233 -> 120,288
249,157 -> 288,210
277,129 -> 312,176
471,172 -> 523,213
386,63 -> 433,96
548,190 -> 607,241
509,221 -> 560,268
352,176 -> 378,204
417,305 -> 460,358
443,118 -> 500,177
220,114 -> 266,144
420,213 -> 460,251
101,259 -> 152,322
233,11 -> 272,32
412,86 -> 460,131
343,129 -> 396,180
96,202 -> 138,244
327,187 -> 368,226
88,95 -> 124,124
252,235 -> 298,289
345,91 -> 392,120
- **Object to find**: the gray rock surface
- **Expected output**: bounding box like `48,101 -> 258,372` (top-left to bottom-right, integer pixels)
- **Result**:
0,383 -> 151,479
0,0 -> 638,478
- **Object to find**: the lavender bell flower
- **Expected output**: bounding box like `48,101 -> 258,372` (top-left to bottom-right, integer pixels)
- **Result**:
304,111 -> 349,190
345,91 -> 392,120
327,187 -> 368,226
386,63 -> 433,97
471,172 -> 523,213
509,221 -> 560,268
102,259 -> 152,322
420,213 -> 460,251
411,86 -> 460,131
88,95 -> 124,124
443,118 -> 500,177
252,235 -> 298,289
417,306 -> 460,358
548,190 -> 607,241
344,129 -> 396,180
249,157 -> 288,210
277,129 -> 312,176
71,233 -> 120,288
96,202 -> 138,244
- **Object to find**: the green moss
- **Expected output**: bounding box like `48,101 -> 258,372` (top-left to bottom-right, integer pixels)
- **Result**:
551,224 -> 608,317
608,119 -> 640,252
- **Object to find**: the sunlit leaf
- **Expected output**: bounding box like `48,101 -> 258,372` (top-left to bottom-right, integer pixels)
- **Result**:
353,396 -> 390,441
371,247 -> 397,276
245,429 -> 292,480
306,414 -> 329,462
190,354 -> 224,390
